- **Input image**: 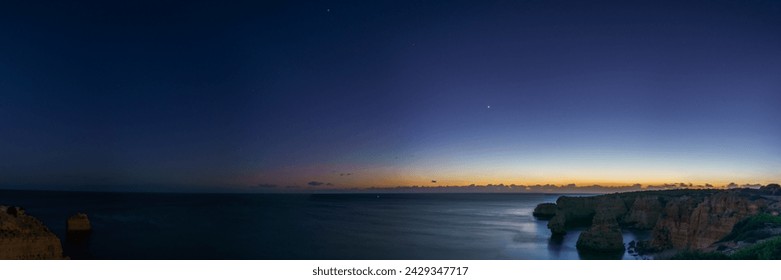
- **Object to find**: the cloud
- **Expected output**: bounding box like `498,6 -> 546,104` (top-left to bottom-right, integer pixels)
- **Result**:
256,183 -> 278,188
308,181 -> 332,186
339,173 -> 353,176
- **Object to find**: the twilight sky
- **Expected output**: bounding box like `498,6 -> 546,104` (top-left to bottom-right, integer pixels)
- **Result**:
1,0 -> 780,191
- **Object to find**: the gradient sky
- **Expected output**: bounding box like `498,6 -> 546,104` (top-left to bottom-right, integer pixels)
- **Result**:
1,0 -> 780,191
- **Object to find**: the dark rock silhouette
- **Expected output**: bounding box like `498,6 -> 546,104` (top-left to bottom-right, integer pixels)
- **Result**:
0,205 -> 64,259
532,203 -> 557,219
761,183 -> 781,195
65,213 -> 92,259
576,210 -> 625,253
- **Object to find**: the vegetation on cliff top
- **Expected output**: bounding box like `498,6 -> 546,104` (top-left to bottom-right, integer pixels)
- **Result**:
720,213 -> 781,243
670,213 -> 781,260
730,236 -> 781,260
671,236 -> 781,260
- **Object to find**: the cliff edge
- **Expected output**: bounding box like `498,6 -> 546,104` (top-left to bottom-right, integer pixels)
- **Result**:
0,205 -> 64,259
539,184 -> 781,257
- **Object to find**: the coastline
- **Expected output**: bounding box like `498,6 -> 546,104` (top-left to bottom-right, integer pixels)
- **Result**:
3,187 -> 781,260
535,185 -> 781,259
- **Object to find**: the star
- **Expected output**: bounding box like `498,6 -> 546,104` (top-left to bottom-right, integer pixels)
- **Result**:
487,105 -> 491,109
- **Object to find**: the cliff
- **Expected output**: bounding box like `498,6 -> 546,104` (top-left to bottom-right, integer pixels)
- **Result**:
540,186 -> 781,255
0,205 -> 64,259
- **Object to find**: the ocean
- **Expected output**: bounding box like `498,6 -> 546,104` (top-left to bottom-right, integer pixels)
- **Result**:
0,190 -> 648,260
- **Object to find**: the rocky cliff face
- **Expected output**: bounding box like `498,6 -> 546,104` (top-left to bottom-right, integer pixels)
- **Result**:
540,188 -> 780,254
547,196 -> 600,234
624,195 -> 663,229
0,205 -> 64,259
650,191 -> 769,250
576,209 -> 625,252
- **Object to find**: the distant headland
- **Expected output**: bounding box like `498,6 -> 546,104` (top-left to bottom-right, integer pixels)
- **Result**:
250,182 -> 767,194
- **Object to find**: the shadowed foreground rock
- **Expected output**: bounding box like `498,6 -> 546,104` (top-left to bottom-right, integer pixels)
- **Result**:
576,209 -> 625,253
65,213 -> 92,259
532,203 -> 557,219
0,205 -> 64,259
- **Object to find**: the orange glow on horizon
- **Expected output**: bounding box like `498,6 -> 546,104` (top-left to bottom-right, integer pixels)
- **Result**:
245,173 -> 777,189
243,161 -> 780,189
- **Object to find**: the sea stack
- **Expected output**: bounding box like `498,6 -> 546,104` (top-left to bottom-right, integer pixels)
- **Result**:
67,213 -> 92,232
576,209 -> 625,253
0,205 -> 64,259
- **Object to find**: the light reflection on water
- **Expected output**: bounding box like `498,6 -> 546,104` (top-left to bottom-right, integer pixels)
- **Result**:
1,191 -> 649,260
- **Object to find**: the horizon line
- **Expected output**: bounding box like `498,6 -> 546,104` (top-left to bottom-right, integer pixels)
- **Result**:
3,182 -> 777,194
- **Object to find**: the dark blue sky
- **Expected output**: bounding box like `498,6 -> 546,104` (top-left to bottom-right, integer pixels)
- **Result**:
1,0 -> 780,191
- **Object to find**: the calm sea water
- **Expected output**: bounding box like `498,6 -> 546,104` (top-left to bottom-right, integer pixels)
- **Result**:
0,191 -> 647,260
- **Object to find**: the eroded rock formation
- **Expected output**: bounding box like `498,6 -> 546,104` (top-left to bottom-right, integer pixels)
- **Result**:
576,209 -> 624,252
0,205 -> 64,259
538,187 -> 781,254
650,191 -> 769,250
624,195 -> 663,229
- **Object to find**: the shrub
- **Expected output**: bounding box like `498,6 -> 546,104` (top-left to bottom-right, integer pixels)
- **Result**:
731,236 -> 781,260
720,213 -> 781,242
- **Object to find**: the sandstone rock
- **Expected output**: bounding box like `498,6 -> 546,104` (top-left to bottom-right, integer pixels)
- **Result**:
0,205 -> 64,259
576,210 -> 624,253
547,194 -> 628,234
547,196 -> 598,234
624,195 -> 662,229
650,191 -> 770,250
546,188 -> 779,255
67,213 -> 91,232
532,203 -> 557,219
647,195 -> 705,250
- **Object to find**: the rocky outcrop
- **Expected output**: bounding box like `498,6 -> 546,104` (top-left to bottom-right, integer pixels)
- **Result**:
705,213 -> 781,255
67,213 -> 91,232
64,213 -> 92,259
538,186 -> 781,254
649,191 -> 769,250
532,203 -> 557,219
624,196 -> 663,229
576,209 -> 624,252
547,196 -> 598,234
0,205 -> 64,259
547,194 -> 631,234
